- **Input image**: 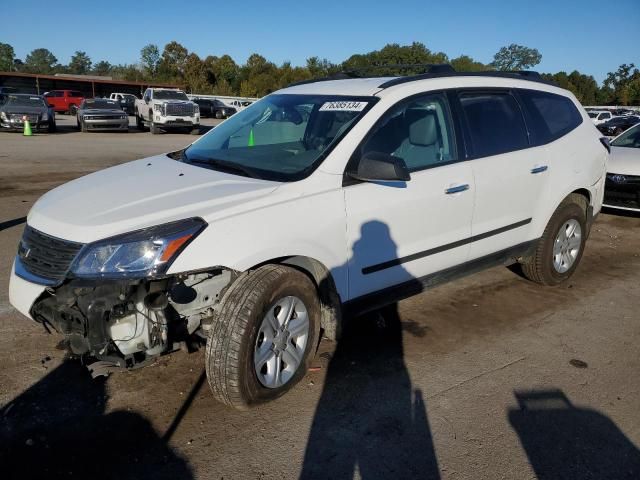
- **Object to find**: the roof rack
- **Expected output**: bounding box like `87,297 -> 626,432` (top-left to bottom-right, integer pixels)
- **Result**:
378,70 -> 555,88
287,64 -> 455,88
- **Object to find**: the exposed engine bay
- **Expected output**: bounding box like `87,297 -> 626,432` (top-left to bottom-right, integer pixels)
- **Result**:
30,269 -> 234,376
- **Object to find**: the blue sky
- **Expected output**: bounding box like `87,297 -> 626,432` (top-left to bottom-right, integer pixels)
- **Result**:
3,0 -> 639,84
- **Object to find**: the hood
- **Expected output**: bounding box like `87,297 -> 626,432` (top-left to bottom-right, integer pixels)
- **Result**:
2,105 -> 47,115
81,108 -> 126,114
608,146 -> 640,176
27,155 -> 280,243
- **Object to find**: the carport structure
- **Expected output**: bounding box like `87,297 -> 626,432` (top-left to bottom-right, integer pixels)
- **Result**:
0,71 -> 180,98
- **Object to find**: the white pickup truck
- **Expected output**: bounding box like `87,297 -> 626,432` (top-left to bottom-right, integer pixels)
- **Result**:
134,88 -> 200,134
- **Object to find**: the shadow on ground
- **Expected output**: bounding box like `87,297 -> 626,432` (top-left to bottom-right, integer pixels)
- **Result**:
300,304 -> 440,480
509,389 -> 640,479
0,361 -> 193,480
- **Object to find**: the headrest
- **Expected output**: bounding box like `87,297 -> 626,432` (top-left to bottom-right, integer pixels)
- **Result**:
405,108 -> 438,146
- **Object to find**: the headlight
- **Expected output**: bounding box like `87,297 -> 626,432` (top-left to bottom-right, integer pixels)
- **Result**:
154,103 -> 164,114
0,111 -> 7,121
72,218 -> 206,278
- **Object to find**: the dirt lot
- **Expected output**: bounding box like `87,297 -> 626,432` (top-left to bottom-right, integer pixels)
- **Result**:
1,116 -> 639,480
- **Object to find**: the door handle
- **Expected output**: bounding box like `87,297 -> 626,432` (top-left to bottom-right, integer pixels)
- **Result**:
531,165 -> 548,174
445,184 -> 470,194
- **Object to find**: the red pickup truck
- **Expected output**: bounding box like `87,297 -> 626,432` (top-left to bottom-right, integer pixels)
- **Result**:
44,90 -> 85,115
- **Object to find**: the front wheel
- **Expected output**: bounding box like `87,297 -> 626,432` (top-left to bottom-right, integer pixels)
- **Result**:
150,122 -> 160,134
205,265 -> 321,409
190,125 -> 200,135
520,194 -> 587,285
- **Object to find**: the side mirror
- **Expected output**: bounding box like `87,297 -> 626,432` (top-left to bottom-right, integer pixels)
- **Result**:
348,151 -> 411,183
144,97 -> 150,104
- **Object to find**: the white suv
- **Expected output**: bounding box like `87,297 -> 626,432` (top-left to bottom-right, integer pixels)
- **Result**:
9,68 -> 608,409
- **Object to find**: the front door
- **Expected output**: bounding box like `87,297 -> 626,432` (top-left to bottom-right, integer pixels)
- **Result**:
344,92 -> 475,301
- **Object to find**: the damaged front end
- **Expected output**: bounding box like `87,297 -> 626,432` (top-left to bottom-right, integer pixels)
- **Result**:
31,271 -> 233,375
16,217 -> 235,376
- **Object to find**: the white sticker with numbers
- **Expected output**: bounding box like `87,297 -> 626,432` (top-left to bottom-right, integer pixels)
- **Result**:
319,101 -> 368,112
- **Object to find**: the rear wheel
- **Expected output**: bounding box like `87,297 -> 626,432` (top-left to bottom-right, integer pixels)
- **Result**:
205,265 -> 320,409
520,194 -> 588,285
215,110 -> 223,119
68,104 -> 77,116
190,125 -> 200,135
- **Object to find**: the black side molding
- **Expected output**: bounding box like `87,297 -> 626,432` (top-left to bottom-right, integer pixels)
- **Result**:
345,240 -> 538,317
600,137 -> 611,153
362,218 -> 532,275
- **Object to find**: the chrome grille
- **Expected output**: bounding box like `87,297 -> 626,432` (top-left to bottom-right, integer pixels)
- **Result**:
165,103 -> 195,116
18,226 -> 84,282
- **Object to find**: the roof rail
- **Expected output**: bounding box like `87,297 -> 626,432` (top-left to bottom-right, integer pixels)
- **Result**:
378,70 -> 555,88
287,64 -> 455,88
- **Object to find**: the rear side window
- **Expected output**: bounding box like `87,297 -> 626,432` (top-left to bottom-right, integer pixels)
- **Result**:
70,91 -> 83,98
518,90 -> 583,144
459,92 -> 528,157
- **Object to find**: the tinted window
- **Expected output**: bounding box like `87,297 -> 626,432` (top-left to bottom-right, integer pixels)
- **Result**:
69,91 -> 84,98
518,90 -> 583,144
360,93 -> 457,171
459,92 -> 528,157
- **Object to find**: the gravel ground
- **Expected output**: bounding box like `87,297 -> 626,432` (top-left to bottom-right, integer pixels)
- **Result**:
1,117 -> 639,479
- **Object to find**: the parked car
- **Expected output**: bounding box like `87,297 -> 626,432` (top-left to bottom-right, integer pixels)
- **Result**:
0,86 -> 20,95
9,69 -> 607,409
603,124 -> 640,212
0,93 -> 56,132
588,109 -> 615,125
597,115 -> 640,137
109,92 -> 137,115
193,98 -> 237,119
44,89 -> 85,115
76,98 -> 129,132
135,88 -> 200,134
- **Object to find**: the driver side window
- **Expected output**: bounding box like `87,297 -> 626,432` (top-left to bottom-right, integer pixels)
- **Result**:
359,93 -> 457,172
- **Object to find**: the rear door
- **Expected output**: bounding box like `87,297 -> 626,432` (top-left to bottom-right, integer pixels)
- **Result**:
457,89 -> 548,260
344,92 -> 474,300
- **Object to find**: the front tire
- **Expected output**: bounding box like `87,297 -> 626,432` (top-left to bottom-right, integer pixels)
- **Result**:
520,194 -> 588,285
150,122 -> 160,134
205,265 -> 321,409
190,125 -> 200,135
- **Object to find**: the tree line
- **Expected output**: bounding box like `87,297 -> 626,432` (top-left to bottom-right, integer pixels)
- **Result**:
0,41 -> 638,105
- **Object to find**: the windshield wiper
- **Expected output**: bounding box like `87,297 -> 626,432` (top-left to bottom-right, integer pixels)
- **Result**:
187,158 -> 261,179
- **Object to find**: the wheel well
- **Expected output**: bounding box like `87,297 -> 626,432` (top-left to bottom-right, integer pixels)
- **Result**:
251,256 -> 343,341
569,189 -> 591,210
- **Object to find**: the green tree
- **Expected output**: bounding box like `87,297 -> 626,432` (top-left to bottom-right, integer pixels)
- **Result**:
24,48 -> 58,74
0,42 -> 15,71
68,51 -> 92,75
140,44 -> 160,78
491,44 -> 542,71
184,53 -> 210,93
239,53 -> 279,97
306,56 -> 337,78
450,55 -> 488,72
342,42 -> 449,76
92,60 -> 112,76
604,63 -> 640,105
158,41 -> 189,80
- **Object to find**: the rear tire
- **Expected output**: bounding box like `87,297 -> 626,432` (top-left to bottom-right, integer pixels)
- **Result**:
215,110 -> 223,119
190,125 -> 200,135
68,104 -> 77,116
205,265 -> 321,409
520,194 -> 588,285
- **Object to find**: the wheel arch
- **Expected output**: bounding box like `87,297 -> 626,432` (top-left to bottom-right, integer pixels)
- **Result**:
249,255 -> 343,341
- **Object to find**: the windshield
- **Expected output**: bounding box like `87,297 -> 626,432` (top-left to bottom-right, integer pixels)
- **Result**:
611,124 -> 640,148
155,90 -> 189,101
3,95 -> 46,107
183,94 -> 375,181
83,99 -> 120,109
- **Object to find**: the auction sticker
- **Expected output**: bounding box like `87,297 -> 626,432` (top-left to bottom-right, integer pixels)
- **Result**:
319,101 -> 368,112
